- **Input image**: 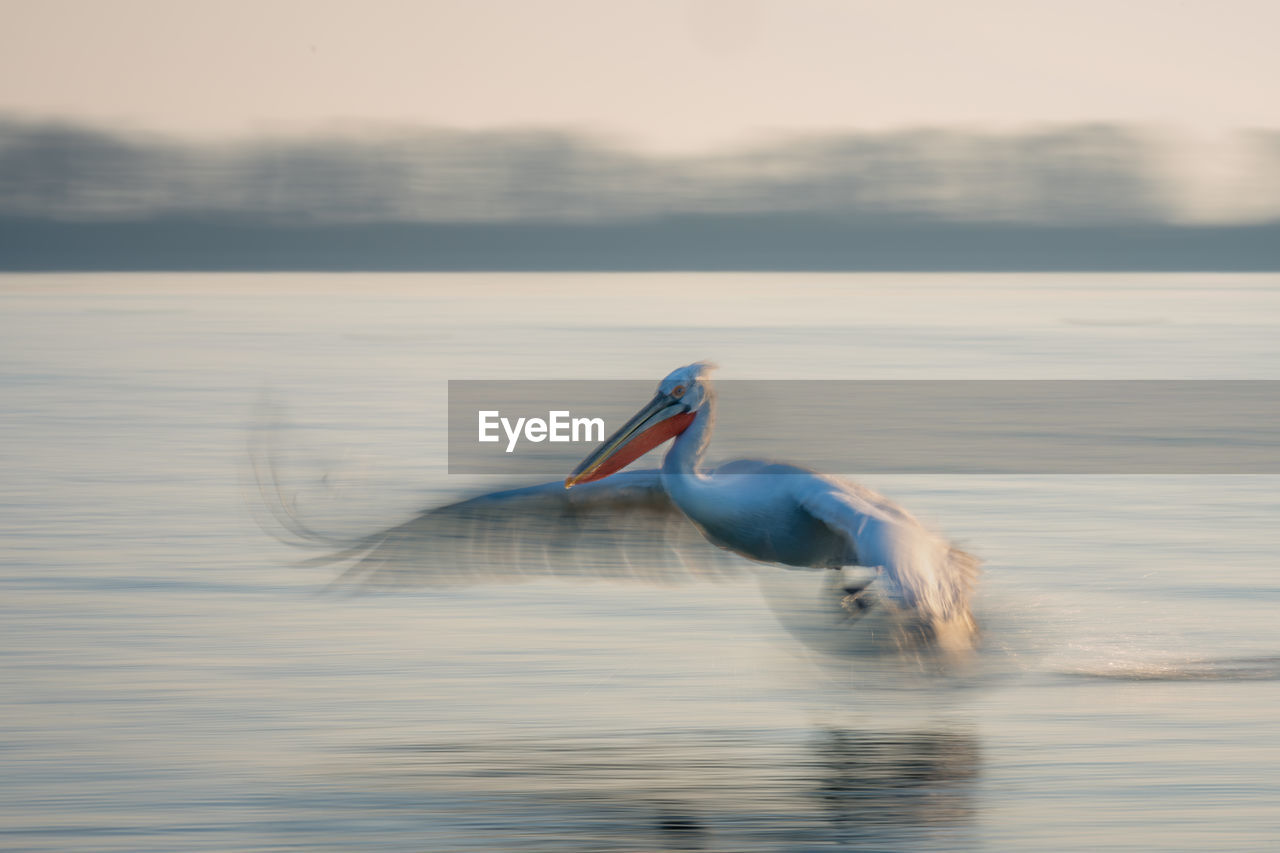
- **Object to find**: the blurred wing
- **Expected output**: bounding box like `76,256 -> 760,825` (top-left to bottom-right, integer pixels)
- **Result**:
268,469 -> 750,589
800,482 -> 978,622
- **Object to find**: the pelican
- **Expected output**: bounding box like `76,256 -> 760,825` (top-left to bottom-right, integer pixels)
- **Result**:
259,363 -> 978,645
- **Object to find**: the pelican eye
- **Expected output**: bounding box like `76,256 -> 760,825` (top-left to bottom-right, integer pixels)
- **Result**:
671,384 -> 686,398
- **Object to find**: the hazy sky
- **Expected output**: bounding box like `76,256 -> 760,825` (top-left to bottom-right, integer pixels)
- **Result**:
3,0 -> 1278,151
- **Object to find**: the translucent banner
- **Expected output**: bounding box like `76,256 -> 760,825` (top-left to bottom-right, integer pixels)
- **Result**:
448,380 -> 1280,476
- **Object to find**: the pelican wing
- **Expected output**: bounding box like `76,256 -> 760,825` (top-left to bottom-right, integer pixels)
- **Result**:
799,481 -> 978,621
270,470 -> 749,589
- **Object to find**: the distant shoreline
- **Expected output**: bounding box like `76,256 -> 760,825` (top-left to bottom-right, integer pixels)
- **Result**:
2,215 -> 1277,272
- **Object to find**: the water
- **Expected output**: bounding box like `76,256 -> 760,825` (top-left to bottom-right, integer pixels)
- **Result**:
2,272 -> 1279,851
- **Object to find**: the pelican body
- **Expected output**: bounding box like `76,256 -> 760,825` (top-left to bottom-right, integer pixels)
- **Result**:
564,363 -> 976,628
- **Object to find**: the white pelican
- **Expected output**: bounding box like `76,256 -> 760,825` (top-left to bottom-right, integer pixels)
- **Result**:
262,363 -> 978,643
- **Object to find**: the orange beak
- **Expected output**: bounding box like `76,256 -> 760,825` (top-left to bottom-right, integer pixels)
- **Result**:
565,392 -> 695,488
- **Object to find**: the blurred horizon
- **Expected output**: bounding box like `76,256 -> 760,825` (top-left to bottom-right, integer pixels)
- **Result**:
6,115 -> 1280,225
3,115 -> 1278,271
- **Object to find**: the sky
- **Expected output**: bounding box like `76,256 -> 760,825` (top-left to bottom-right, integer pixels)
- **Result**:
2,0 -> 1279,152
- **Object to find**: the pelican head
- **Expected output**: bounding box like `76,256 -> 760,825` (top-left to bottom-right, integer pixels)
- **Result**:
565,362 -> 715,488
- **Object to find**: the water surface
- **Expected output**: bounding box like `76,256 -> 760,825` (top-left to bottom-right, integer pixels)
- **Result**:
2,273 -> 1279,850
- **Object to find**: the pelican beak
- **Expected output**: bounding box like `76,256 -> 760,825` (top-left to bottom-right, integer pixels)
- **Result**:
565,392 -> 695,488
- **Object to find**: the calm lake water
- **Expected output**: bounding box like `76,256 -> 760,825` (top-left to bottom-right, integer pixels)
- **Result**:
2,273 -> 1279,851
